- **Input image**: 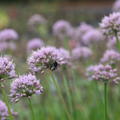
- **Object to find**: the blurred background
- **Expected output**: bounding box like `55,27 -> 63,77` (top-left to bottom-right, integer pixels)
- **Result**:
0,0 -> 115,34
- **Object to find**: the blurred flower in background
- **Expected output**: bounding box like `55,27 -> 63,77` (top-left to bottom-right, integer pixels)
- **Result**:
27,38 -> 44,52
112,0 -> 120,12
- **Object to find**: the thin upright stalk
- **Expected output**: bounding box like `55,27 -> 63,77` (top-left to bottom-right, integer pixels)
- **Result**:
63,75 -> 73,116
28,98 -> 35,120
1,88 -> 13,120
115,31 -> 120,51
104,83 -> 108,120
50,74 -> 73,120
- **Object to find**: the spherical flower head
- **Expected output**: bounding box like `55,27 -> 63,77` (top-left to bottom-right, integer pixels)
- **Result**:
0,56 -> 16,79
90,64 -> 120,83
58,48 -> 71,65
27,46 -> 67,73
86,64 -> 102,80
82,29 -> 104,45
0,100 -> 8,120
100,49 -> 120,64
52,20 -> 73,40
112,0 -> 120,12
28,14 -> 47,27
100,12 -> 120,36
74,22 -> 94,41
27,38 -> 44,52
10,74 -> 43,103
71,47 -> 92,60
0,29 -> 18,42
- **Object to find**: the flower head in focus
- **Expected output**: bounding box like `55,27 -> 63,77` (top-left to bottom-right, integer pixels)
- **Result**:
87,64 -> 120,84
100,12 -> 120,36
10,74 -> 43,103
0,56 -> 16,79
27,46 -> 69,73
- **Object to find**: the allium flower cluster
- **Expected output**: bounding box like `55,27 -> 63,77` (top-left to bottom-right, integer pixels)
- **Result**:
28,46 -> 69,73
112,0 -> 120,12
10,74 -> 43,103
27,38 -> 44,52
87,64 -> 120,83
53,20 -> 73,40
0,100 -> 8,120
0,29 -> 18,52
100,12 -> 120,35
58,48 -> 71,65
100,49 -> 120,64
0,56 -> 16,79
0,29 -> 18,42
28,14 -> 47,27
74,22 -> 93,42
82,29 -> 104,45
71,47 -> 92,60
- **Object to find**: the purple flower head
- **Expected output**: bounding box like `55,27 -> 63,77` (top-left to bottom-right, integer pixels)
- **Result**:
0,100 -> 8,120
71,47 -> 92,60
100,49 -> 120,64
74,22 -> 94,42
27,38 -> 44,52
100,12 -> 120,35
86,64 -> 103,80
28,46 -> 69,73
112,0 -> 120,12
0,56 -> 16,79
28,14 -> 47,27
82,29 -> 104,45
87,64 -> 120,83
58,48 -> 71,65
10,74 -> 43,103
52,20 -> 73,40
0,29 -> 18,42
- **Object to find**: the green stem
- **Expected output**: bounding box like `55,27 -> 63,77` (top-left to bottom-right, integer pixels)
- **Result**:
115,32 -> 120,51
1,88 -> 13,120
104,83 -> 108,120
50,74 -> 73,120
28,98 -> 35,120
63,75 -> 73,118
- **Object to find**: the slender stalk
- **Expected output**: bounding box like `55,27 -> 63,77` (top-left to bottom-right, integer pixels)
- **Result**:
104,83 -> 108,120
28,98 -> 35,120
50,74 -> 73,120
63,75 -> 73,116
1,88 -> 13,120
115,31 -> 120,51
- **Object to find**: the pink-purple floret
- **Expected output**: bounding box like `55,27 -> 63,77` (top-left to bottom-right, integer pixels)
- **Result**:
0,56 -> 16,79
87,64 -> 120,84
0,100 -> 8,120
28,46 -> 70,73
10,74 -> 43,103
